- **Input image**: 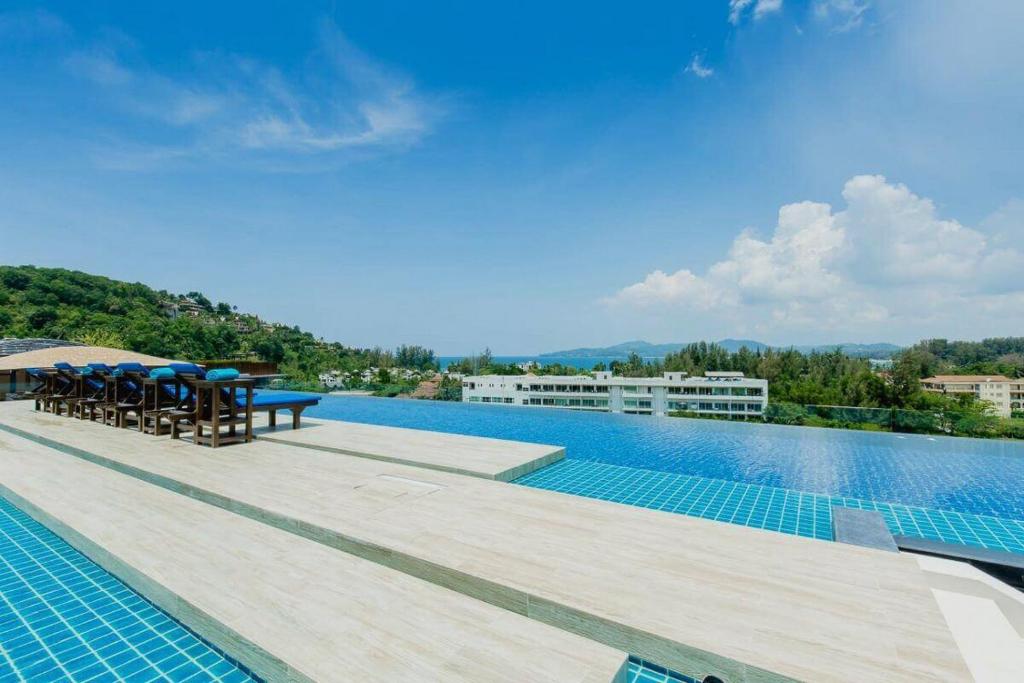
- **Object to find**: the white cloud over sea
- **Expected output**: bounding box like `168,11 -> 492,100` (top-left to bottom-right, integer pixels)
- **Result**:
604,175 -> 1024,340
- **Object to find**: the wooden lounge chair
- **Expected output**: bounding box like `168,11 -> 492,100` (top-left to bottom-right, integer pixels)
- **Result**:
132,364 -> 192,435
41,364 -> 77,414
24,368 -> 60,412
84,363 -> 122,422
51,362 -> 105,418
92,362 -> 144,428
166,363 -> 320,439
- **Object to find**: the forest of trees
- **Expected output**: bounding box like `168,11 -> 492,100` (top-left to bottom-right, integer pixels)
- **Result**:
0,265 -> 438,385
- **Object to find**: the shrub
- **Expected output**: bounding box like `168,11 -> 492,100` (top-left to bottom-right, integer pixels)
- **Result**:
763,402 -> 808,425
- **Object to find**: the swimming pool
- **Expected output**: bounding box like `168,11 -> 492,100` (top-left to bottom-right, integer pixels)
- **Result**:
304,395 -> 1024,553
0,495 -> 257,682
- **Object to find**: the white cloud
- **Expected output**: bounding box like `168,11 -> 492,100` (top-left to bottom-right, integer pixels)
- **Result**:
59,18 -> 445,167
812,1 -> 870,33
729,0 -> 783,25
607,269 -> 726,310
754,0 -> 784,21
728,0 -> 754,25
685,54 -> 714,79
605,175 -> 1024,338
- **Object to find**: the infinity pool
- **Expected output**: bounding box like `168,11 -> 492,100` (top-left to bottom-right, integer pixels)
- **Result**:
305,395 -> 1024,553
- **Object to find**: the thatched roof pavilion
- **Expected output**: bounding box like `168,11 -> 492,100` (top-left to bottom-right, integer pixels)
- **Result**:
0,345 -> 183,371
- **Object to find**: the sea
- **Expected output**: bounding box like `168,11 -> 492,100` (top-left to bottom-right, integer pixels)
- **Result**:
437,355 -> 662,371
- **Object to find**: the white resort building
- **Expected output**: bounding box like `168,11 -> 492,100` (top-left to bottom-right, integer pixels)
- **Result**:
462,370 -> 768,417
921,374 -> 1024,417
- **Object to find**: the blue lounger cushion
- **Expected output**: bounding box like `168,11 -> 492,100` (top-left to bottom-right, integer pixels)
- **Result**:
87,363 -> 115,374
236,393 -> 321,408
169,362 -> 206,377
116,362 -> 149,375
149,367 -> 175,379
26,368 -> 48,379
205,368 -> 239,381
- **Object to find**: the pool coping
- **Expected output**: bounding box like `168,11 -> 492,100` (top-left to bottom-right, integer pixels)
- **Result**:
255,416 -> 564,481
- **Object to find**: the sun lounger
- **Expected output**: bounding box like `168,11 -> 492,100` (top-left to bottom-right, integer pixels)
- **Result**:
51,362 -> 106,419
166,363 -> 320,440
24,367 -> 64,412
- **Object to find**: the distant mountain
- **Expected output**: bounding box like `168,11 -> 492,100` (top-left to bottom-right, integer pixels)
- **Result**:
539,340 -> 685,358
715,338 -> 770,353
540,340 -> 902,359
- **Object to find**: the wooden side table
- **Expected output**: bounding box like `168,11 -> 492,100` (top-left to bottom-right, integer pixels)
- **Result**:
191,378 -> 254,447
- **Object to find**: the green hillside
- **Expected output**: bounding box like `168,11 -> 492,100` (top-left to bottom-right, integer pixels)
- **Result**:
0,265 -> 436,383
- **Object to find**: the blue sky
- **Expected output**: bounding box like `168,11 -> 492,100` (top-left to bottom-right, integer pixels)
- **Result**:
1,1 -> 1021,353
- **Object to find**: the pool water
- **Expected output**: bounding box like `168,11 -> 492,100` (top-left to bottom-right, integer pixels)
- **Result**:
0,495 -> 257,682
303,395 -> 1024,553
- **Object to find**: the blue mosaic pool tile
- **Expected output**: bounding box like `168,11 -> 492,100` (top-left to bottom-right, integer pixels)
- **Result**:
0,495 -> 259,682
516,459 -> 1024,554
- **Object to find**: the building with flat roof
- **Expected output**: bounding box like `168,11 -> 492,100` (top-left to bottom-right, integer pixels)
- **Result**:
921,374 -> 1024,417
462,370 -> 768,417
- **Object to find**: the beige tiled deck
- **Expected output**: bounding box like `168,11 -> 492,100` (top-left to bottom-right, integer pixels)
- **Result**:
0,402 -> 973,682
0,427 -> 628,683
254,416 -> 563,481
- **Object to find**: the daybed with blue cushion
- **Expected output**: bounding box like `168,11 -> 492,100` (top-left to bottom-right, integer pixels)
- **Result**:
165,363 -> 320,440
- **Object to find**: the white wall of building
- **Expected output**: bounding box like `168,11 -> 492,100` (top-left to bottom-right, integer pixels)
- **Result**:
922,376 -> 1024,418
461,371 -> 768,418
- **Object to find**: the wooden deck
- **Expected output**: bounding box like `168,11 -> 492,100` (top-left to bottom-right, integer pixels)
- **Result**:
254,416 -> 564,481
0,402 -> 973,682
0,427 -> 627,683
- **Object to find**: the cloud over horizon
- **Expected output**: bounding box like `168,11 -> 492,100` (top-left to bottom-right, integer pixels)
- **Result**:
605,175 -> 1024,340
